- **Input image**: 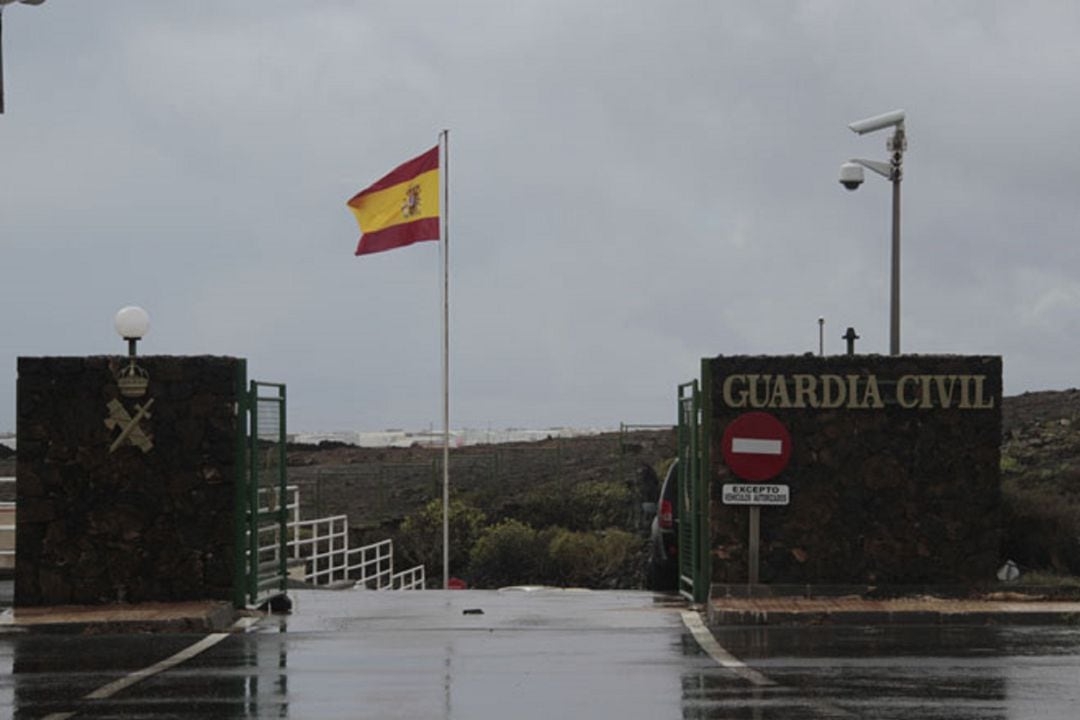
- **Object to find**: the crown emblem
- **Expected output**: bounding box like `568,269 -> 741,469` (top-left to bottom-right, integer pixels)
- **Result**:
401,184 -> 421,219
115,360 -> 150,398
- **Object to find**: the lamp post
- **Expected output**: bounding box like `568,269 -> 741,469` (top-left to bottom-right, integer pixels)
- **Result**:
114,306 -> 151,398
114,306 -> 150,357
839,109 -> 907,356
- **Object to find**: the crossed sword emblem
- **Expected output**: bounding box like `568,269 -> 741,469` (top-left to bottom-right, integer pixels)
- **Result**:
105,398 -> 155,453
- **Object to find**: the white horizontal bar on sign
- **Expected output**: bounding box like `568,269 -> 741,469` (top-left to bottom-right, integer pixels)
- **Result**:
731,438 -> 782,455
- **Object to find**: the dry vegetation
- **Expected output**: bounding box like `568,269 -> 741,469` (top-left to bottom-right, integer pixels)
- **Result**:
286,429 -> 677,588
1000,390 -> 1080,580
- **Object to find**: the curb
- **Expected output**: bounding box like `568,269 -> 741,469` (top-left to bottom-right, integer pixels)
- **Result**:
706,584 -> 1080,626
709,606 -> 1080,626
1,601 -> 242,634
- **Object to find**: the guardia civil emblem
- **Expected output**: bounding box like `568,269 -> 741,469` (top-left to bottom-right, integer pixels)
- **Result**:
107,357 -> 154,453
105,398 -> 155,454
107,305 -> 155,453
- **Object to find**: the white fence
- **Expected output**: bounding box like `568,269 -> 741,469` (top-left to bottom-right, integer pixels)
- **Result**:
0,477 -> 14,571
389,563 -> 426,590
259,485 -> 424,590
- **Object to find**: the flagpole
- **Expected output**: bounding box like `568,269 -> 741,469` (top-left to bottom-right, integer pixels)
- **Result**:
1,8 -> 6,115
440,128 -> 450,589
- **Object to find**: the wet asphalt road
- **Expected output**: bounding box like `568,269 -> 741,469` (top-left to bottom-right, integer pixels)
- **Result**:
1,587 -> 1079,719
695,623 -> 1080,719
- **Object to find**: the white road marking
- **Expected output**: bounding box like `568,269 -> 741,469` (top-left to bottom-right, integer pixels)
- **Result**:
85,632 -> 229,700
731,438 -> 783,455
681,610 -> 854,717
681,610 -> 776,686
42,615 -> 261,719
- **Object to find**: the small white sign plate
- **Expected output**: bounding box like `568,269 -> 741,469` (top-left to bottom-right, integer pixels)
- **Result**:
722,483 -> 790,506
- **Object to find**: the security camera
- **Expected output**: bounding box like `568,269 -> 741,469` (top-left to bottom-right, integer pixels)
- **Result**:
848,109 -> 905,135
839,162 -> 864,190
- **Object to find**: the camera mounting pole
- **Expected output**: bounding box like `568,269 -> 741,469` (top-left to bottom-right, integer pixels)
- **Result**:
841,110 -> 907,356
886,123 -> 906,356
0,1 -> 48,114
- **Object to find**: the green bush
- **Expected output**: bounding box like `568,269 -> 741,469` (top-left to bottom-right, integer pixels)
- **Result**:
468,519 -> 545,587
546,528 -> 644,588
397,498 -> 486,586
506,487 -> 568,530
1001,482 -> 1080,575
569,482 -> 631,530
1017,571 -> 1080,589
467,522 -> 646,589
507,480 -> 631,532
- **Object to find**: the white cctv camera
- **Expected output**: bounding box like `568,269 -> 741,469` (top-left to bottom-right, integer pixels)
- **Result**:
839,162 -> 864,191
848,109 -> 905,135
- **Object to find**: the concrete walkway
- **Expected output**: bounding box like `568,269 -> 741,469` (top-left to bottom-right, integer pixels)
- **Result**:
709,593 -> 1080,625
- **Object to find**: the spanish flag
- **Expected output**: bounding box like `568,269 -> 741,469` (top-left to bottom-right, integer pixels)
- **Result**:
347,146 -> 440,256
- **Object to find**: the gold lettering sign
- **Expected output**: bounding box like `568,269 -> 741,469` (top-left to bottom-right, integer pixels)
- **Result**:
718,374 -> 995,411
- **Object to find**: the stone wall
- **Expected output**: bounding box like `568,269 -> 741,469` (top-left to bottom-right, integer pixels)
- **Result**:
707,354 -> 1002,585
15,356 -> 243,606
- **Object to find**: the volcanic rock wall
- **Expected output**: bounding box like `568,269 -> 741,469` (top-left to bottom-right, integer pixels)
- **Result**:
15,356 -> 243,606
707,354 -> 1002,586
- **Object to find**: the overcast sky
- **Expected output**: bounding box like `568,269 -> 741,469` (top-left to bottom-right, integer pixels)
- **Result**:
1,1 -> 1078,433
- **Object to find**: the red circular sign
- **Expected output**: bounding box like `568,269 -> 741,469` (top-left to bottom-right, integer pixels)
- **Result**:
721,411 -> 792,481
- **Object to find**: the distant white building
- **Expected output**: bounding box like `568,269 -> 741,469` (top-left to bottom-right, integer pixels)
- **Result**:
288,427 -> 615,448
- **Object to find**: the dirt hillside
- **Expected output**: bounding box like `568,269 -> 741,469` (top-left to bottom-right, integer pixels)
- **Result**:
284,429 -> 678,537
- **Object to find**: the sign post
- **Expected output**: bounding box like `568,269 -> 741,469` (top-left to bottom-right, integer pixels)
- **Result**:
721,411 -> 792,585
748,506 -> 760,584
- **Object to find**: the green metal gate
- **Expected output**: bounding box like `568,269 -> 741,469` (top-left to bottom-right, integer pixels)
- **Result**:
234,377 -> 289,609
677,380 -> 709,603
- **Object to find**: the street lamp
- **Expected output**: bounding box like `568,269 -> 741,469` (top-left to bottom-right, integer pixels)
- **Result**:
114,306 -> 151,398
839,109 -> 907,356
114,306 -> 150,356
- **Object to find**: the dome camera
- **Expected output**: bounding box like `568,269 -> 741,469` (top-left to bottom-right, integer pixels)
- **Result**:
839,162 -> 864,191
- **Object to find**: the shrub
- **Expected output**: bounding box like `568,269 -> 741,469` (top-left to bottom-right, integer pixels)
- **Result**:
1017,571 -> 1080,589
1001,482 -> 1080,575
546,528 -> 645,588
507,480 -> 632,532
469,519 -> 544,587
569,482 -> 631,530
397,498 -> 486,586
507,487 -> 568,530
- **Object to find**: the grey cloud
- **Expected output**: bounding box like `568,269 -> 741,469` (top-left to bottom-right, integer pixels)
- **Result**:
2,1 -> 1078,433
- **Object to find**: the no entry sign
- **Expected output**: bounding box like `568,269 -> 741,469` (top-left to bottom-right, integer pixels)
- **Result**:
721,411 -> 792,481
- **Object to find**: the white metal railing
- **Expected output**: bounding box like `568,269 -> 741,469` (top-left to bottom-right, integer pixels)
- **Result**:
344,538 -> 393,589
288,515 -> 350,585
1,477 -> 14,570
389,564 -> 426,590
258,482 -> 424,590
284,517 -> 424,590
